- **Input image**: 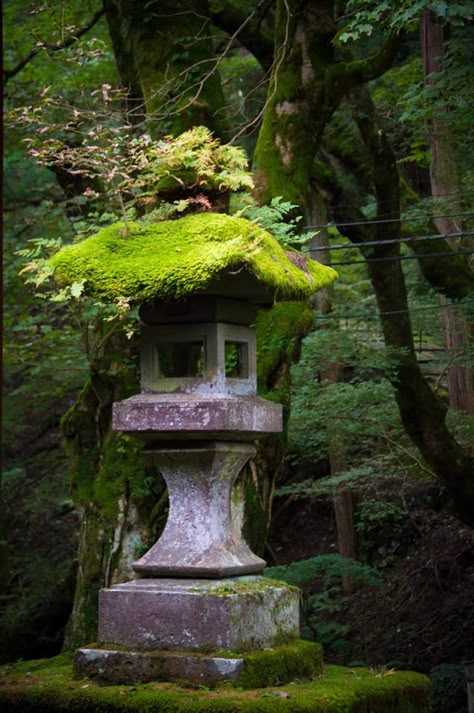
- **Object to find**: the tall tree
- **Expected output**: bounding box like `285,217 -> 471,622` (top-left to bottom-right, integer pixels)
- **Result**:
421,9 -> 474,415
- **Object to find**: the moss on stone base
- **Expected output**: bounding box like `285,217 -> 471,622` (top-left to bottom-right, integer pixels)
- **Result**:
236,640 -> 322,689
0,652 -> 431,712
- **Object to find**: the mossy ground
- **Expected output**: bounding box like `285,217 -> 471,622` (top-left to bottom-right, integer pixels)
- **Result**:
0,653 -> 431,712
50,213 -> 337,304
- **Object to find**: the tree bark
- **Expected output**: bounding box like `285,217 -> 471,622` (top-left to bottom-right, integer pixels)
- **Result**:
253,0 -> 400,208
421,9 -> 474,415
306,187 -> 357,591
103,0 -> 228,136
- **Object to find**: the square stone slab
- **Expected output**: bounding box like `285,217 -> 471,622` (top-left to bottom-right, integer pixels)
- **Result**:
98,577 -> 299,652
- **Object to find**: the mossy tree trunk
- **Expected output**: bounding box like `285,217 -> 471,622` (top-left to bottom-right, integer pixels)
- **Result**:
62,328 -> 164,649
103,0 -> 228,136
253,0 -> 399,209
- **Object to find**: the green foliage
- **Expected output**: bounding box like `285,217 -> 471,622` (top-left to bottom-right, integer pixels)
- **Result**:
265,555 -> 382,655
355,500 -> 409,568
265,554 -> 382,591
129,126 -> 254,202
3,0 -> 116,104
429,663 -> 467,713
236,197 -> 313,249
337,0 -> 474,44
286,328 -> 406,465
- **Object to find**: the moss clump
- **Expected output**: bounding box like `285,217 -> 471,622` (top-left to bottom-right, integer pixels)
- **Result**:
0,654 -> 431,712
235,640 -> 323,689
201,577 -> 299,597
50,213 -> 337,304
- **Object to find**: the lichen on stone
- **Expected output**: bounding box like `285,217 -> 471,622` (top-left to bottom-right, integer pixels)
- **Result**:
50,213 -> 337,304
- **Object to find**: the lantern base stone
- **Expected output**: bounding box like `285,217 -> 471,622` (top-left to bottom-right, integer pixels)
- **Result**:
97,577 -> 299,653
74,640 -> 323,687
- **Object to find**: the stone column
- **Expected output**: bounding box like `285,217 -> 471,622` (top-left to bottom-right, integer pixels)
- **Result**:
132,442 -> 265,577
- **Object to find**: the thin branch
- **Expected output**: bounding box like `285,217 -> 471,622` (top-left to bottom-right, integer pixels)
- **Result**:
4,8 -> 105,85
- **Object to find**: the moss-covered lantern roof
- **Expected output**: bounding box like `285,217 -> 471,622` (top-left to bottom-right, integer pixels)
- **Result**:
50,212 -> 337,304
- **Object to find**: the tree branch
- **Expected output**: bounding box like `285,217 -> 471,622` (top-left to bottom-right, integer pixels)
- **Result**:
209,0 -> 275,71
408,237 -> 474,300
326,31 -> 402,99
3,8 -> 105,85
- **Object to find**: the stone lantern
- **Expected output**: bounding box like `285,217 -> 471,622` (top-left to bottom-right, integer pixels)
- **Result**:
51,213 -> 337,686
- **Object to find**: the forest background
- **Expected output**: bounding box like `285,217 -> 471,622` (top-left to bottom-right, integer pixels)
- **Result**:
2,2 -> 474,712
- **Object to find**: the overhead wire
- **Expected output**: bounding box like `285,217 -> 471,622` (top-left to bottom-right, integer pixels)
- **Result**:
303,229 -> 474,253
329,249 -> 474,266
314,301 -> 474,321
303,211 -> 474,230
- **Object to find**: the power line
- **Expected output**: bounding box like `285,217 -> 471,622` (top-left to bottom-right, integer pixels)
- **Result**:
304,211 -> 474,231
314,302 -> 474,321
328,249 -> 474,266
303,230 -> 474,253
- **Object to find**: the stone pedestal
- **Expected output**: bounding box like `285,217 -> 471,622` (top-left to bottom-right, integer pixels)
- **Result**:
74,576 -> 306,686
97,577 -> 299,651
133,443 -> 264,578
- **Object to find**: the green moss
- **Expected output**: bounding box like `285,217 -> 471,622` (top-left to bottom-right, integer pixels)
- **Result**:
236,640 -> 322,689
0,655 -> 431,712
257,302 -> 314,410
50,213 -> 337,304
200,577 -> 299,597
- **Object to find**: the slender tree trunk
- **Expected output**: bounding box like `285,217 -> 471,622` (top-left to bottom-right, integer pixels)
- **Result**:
421,10 -> 474,415
306,188 -> 357,592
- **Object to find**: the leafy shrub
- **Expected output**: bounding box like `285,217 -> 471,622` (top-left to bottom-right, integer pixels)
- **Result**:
430,663 -> 467,713
264,555 -> 382,658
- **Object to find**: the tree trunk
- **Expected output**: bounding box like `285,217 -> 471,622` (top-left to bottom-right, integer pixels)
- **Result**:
306,188 -> 357,592
253,0 -> 398,208
421,9 -> 474,415
62,330 -> 162,649
103,0 -> 228,136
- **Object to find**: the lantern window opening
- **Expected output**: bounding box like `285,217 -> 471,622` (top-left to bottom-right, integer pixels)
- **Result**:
224,341 -> 249,379
155,340 -> 206,378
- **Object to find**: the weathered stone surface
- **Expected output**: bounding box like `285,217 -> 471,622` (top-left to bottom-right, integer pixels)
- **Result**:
98,577 -> 299,652
139,296 -> 258,327
465,660 -> 474,713
74,647 -> 243,686
112,393 -> 283,440
132,443 -> 264,577
74,639 -> 324,688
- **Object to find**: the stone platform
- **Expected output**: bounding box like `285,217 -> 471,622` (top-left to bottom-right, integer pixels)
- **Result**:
2,653 -> 432,711
97,577 -> 299,652
74,640 -> 323,687
74,576 -> 301,686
